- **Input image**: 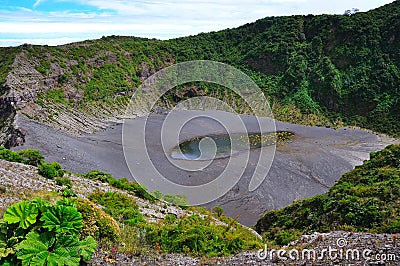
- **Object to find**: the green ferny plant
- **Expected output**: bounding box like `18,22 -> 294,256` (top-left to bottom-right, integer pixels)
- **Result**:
0,199 -> 97,266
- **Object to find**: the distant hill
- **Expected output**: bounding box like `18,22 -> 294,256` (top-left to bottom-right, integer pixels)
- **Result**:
255,144 -> 400,245
1,1 -> 400,146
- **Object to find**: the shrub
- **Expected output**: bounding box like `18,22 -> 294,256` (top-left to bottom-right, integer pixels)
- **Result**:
43,89 -> 68,105
83,170 -> 113,183
274,230 -> 300,246
141,214 -> 262,256
61,188 -> 77,198
0,146 -> 23,163
385,220 -> 400,233
18,149 -> 44,166
55,177 -> 72,188
256,145 -> 400,245
108,177 -> 155,202
151,190 -> 163,200
38,163 -> 58,178
162,194 -> 188,207
212,206 -> 224,217
83,171 -> 155,201
150,190 -> 188,206
88,191 -> 144,225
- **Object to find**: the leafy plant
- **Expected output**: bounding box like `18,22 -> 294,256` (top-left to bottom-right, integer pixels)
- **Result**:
0,199 -> 97,265
18,149 -> 44,166
17,232 -> 97,266
0,221 -> 24,260
17,232 -> 77,265
40,204 -> 83,234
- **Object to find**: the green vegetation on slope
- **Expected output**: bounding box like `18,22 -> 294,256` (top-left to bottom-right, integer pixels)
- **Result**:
2,1 -> 400,136
256,144 -> 400,246
0,47 -> 19,89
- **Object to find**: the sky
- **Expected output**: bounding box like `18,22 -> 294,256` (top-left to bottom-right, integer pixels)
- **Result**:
0,0 -> 395,47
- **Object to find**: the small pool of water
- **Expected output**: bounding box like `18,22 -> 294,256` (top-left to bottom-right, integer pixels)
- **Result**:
170,131 -> 294,161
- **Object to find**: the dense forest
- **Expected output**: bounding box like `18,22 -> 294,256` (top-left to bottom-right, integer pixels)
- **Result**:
1,1 -> 400,136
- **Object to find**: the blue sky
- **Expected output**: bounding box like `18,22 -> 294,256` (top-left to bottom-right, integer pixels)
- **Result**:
0,0 -> 395,47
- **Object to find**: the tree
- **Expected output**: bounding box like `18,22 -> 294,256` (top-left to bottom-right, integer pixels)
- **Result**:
212,206 -> 224,217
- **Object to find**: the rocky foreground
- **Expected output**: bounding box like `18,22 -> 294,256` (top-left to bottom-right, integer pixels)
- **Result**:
1,158 -> 399,265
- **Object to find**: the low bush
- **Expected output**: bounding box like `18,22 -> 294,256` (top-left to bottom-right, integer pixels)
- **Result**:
55,177 -> 72,188
82,170 -> 113,183
17,149 -> 44,166
0,146 -> 24,163
88,191 -> 144,226
162,194 -> 188,207
38,161 -> 63,179
83,171 -> 155,201
141,214 -> 262,257
150,190 -> 188,207
0,147 -> 66,180
212,206 -> 224,217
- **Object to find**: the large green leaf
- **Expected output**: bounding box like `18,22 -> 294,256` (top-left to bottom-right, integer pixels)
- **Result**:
3,201 -> 38,229
40,205 -> 82,234
17,232 -> 81,266
77,236 -> 97,261
53,235 -> 84,264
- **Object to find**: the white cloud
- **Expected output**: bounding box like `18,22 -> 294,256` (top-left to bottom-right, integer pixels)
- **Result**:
0,22 -> 193,34
82,0 -> 394,18
0,37 -> 84,47
33,0 -> 45,9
